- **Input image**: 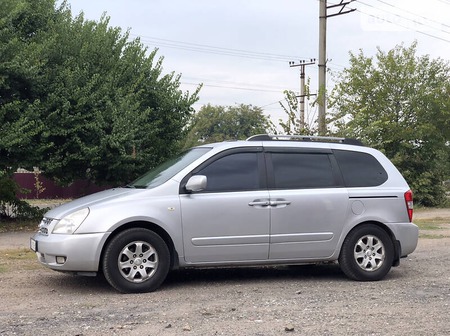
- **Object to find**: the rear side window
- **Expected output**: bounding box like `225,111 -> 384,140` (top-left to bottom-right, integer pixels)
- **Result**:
334,150 -> 388,187
270,153 -> 336,189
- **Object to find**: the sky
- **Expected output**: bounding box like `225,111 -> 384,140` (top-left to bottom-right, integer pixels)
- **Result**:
64,0 -> 450,125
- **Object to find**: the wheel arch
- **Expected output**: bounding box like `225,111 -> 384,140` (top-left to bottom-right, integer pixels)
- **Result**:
99,221 -> 179,273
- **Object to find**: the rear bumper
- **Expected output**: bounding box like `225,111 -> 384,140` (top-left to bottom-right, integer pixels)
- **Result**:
386,222 -> 419,257
31,232 -> 110,272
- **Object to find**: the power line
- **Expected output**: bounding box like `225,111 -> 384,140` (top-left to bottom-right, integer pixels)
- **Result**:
182,82 -> 294,93
182,76 -> 291,91
328,62 -> 347,70
259,100 -> 286,109
132,34 -> 309,62
357,1 -> 450,42
373,0 -> 450,31
356,7 -> 450,43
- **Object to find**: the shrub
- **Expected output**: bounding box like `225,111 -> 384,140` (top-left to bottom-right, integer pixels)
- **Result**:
0,172 -> 46,221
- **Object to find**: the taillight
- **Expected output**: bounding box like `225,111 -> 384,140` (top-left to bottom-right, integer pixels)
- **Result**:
404,190 -> 413,222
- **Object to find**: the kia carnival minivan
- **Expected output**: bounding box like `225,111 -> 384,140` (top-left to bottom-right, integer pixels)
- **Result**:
31,135 -> 419,293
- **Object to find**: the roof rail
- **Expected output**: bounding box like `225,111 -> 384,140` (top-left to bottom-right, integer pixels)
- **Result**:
246,134 -> 364,146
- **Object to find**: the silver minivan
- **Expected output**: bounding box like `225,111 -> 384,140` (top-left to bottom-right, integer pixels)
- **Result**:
31,135 -> 419,293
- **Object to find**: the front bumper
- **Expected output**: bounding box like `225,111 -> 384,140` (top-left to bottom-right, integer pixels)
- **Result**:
31,231 -> 110,272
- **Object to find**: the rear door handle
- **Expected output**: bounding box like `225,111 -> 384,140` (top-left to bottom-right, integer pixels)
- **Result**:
269,200 -> 291,207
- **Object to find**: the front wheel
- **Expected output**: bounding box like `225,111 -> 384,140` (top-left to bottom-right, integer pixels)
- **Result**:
102,228 -> 170,293
339,224 -> 394,281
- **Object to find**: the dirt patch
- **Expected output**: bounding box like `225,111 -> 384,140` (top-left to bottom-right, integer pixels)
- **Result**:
1,209 -> 449,335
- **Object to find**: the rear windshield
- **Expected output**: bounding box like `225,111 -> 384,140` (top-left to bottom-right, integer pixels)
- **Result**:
130,147 -> 211,189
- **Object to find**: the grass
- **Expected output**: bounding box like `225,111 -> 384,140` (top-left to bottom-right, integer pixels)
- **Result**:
0,248 -> 40,272
415,217 -> 449,230
0,219 -> 38,233
420,233 -> 448,239
6,247 -> 36,260
0,199 -> 71,233
25,199 -> 71,207
415,216 -> 450,239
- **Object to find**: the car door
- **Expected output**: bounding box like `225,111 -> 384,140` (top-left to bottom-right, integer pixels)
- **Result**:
179,148 -> 270,263
265,148 -> 349,260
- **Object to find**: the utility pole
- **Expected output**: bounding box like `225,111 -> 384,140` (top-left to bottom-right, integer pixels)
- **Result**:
318,0 -> 355,135
318,0 -> 327,135
289,60 -> 316,130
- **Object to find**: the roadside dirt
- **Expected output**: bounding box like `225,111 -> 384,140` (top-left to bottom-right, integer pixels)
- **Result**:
1,209 -> 449,336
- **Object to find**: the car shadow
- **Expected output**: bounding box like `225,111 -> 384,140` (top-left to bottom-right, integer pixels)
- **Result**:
40,272 -> 115,293
162,263 -> 347,290
39,263 -> 346,294
40,263 -> 404,293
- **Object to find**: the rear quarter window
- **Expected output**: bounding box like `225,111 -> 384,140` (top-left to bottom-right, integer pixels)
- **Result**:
333,149 -> 388,187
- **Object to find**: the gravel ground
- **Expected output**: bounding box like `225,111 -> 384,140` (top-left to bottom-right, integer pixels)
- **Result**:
1,209 -> 449,336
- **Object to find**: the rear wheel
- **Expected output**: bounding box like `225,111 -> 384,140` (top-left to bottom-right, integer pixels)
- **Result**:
102,228 -> 170,293
339,224 -> 394,281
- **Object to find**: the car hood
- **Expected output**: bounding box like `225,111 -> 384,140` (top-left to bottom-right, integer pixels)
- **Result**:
44,188 -> 143,219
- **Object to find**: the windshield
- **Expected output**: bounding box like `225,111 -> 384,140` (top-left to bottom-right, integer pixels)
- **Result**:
129,147 -> 211,189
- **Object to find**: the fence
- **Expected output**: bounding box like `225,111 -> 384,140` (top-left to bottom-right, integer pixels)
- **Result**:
13,172 -> 109,199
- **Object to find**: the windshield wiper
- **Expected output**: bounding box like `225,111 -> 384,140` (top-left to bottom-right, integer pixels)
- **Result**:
129,185 -> 147,189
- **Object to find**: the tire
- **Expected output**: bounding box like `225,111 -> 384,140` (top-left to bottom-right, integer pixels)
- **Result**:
102,228 -> 170,293
338,224 -> 394,281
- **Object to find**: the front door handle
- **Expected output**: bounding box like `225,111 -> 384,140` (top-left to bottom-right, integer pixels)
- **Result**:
249,199 -> 291,208
248,199 -> 270,207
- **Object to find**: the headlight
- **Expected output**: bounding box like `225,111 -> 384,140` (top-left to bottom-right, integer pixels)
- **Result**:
52,208 -> 90,234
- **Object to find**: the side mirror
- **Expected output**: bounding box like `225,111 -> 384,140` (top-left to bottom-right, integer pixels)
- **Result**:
185,175 -> 207,192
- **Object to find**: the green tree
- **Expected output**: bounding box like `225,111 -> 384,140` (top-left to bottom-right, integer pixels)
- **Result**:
278,90 -> 315,135
330,42 -> 450,206
184,104 -> 275,148
0,0 -> 51,171
0,0 -> 200,187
